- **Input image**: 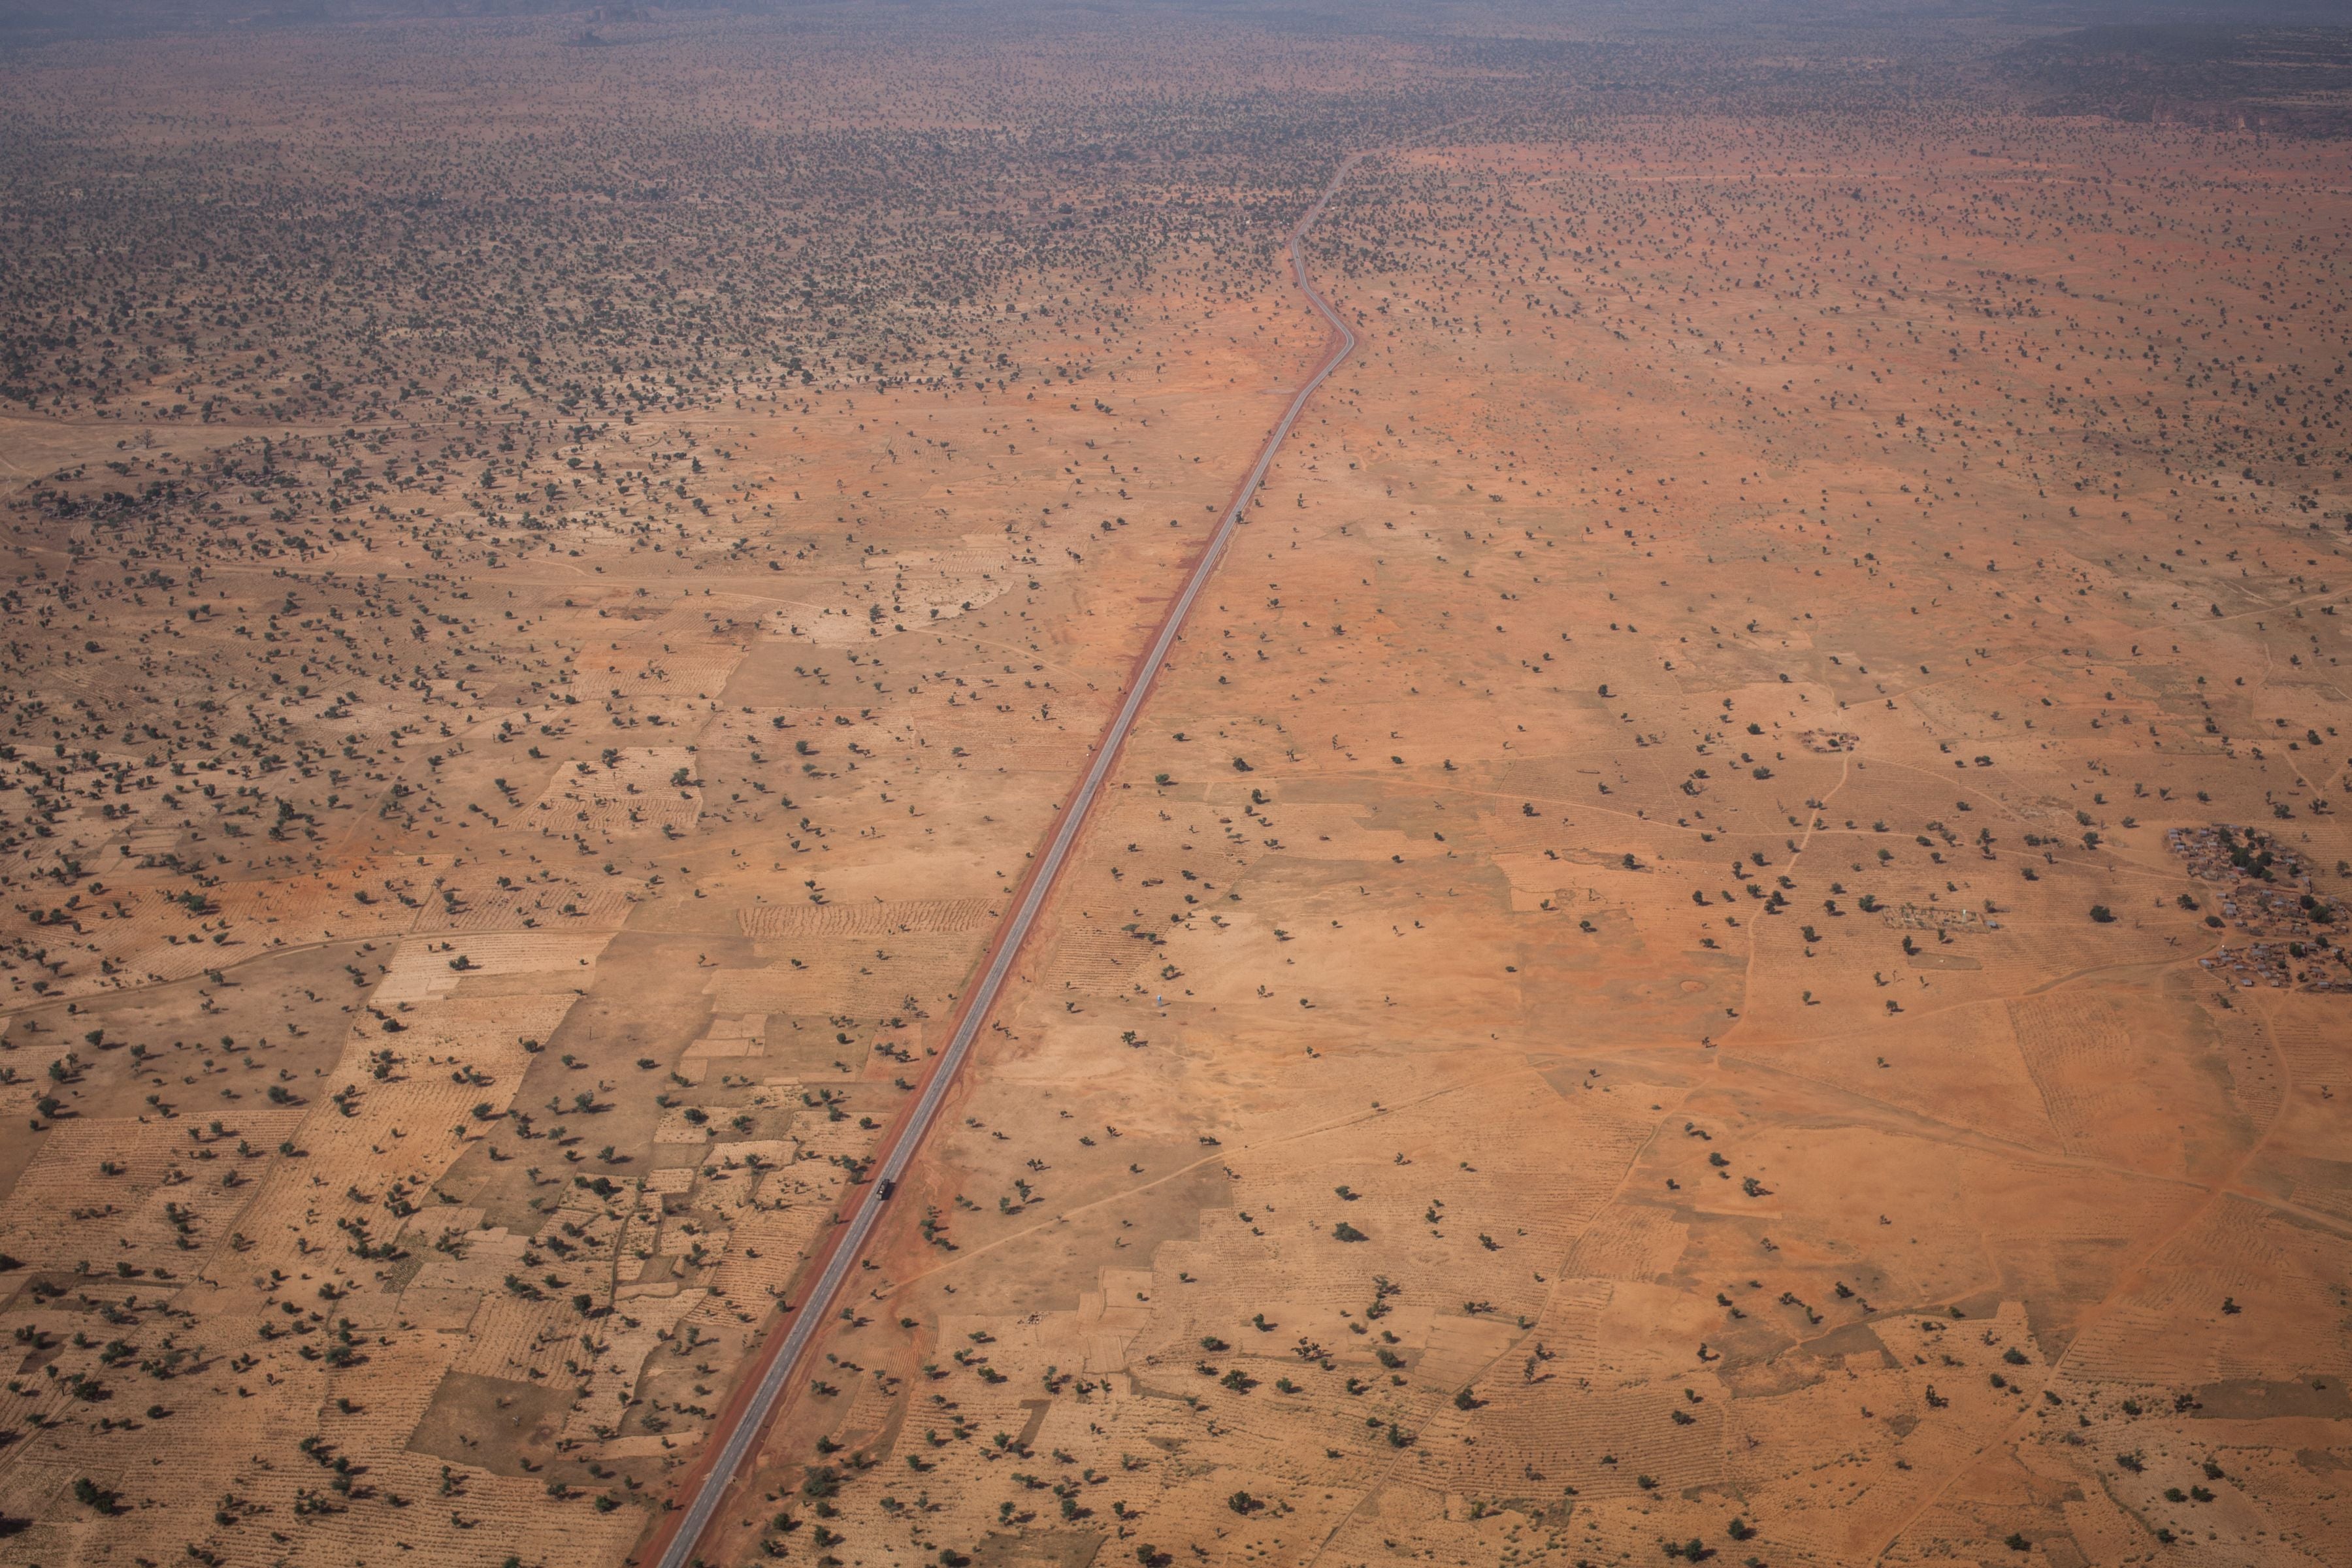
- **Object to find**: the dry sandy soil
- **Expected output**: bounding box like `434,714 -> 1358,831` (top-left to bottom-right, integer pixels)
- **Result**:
1,5 -> 2348,1568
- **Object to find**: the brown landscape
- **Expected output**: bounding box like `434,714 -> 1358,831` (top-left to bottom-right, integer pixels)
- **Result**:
1,2 -> 2349,1565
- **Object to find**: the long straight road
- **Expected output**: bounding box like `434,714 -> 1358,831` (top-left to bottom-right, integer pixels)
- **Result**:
644,158 -> 1360,1568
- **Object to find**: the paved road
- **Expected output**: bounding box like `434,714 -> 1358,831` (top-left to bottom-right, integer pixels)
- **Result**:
647,159 -> 1359,1568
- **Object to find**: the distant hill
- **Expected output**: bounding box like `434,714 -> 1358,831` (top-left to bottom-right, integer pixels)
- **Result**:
2001,19 -> 2352,134
0,0 -> 749,48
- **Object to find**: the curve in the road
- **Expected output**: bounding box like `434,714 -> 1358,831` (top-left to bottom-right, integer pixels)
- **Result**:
643,156 -> 1359,1568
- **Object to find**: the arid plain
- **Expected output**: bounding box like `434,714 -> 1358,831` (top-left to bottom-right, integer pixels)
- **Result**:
1,6 -> 2349,1568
